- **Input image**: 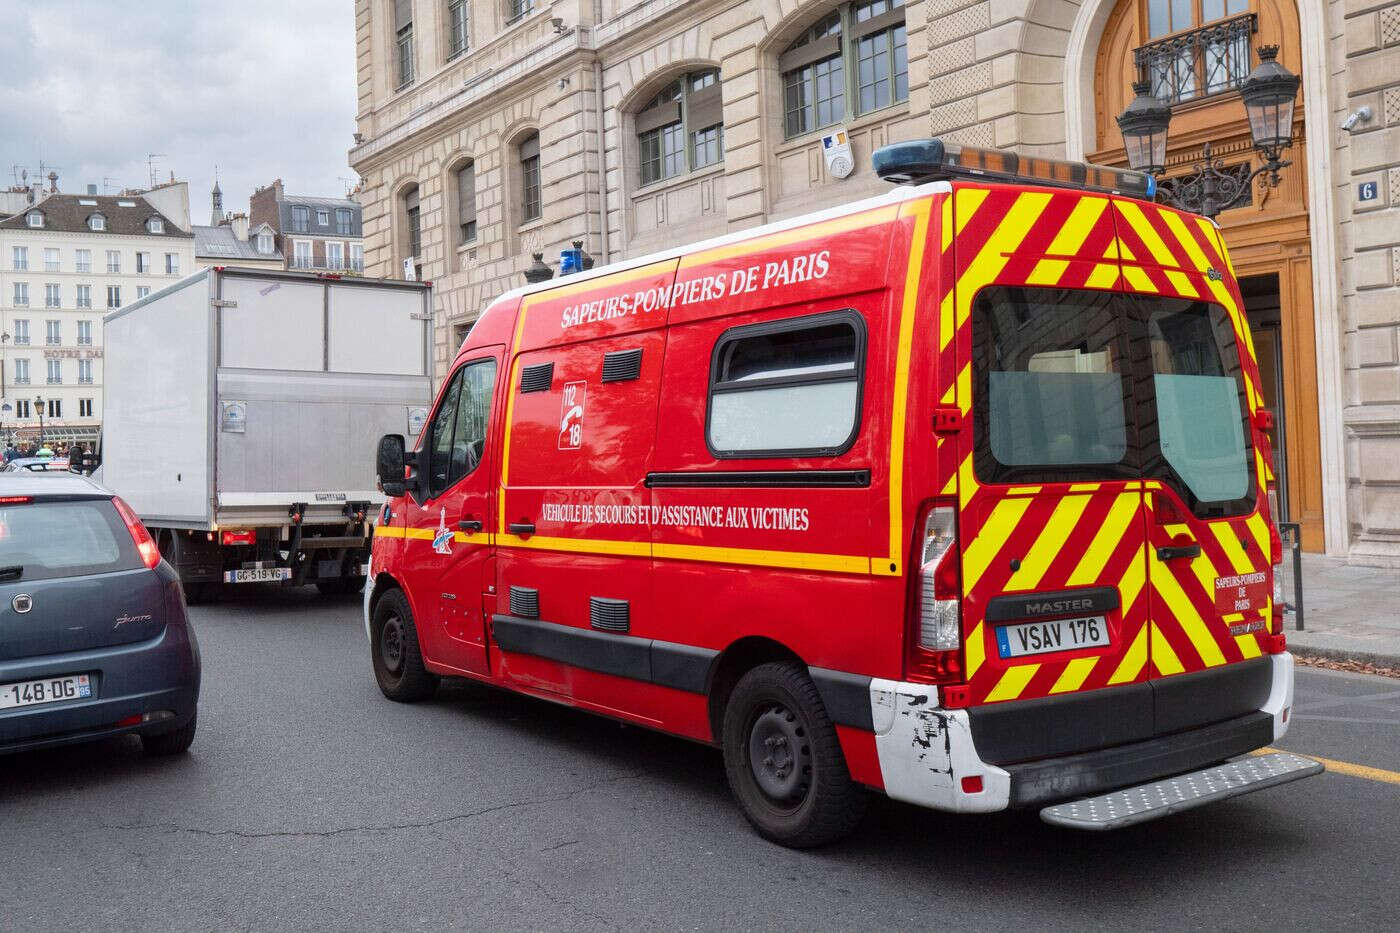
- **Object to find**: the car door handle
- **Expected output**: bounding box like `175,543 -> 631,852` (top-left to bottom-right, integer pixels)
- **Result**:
1156,543 -> 1201,561
458,519 -> 483,532
508,522 -> 536,536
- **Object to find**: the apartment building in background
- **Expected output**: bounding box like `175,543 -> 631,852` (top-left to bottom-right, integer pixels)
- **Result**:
0,178 -> 195,445
249,179 -> 365,273
193,180 -> 287,272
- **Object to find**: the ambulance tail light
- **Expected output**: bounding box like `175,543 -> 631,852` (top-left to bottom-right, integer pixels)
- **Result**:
1267,485 -> 1286,641
908,501 -> 964,685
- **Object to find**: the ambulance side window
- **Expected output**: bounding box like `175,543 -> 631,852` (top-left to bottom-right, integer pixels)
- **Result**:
425,358 -> 497,497
706,310 -> 865,458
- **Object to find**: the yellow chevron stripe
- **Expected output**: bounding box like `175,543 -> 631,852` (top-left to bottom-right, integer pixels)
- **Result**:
1008,486 -> 1043,495
1159,209 -> 1214,272
953,192 -> 1054,333
986,663 -> 1039,702
1107,623 -> 1148,684
1164,269 -> 1199,297
965,621 -> 986,680
940,473 -> 956,496
958,453 -> 977,510
1118,543 -> 1148,613
1235,633 -> 1263,658
1115,238 -> 1136,261
940,195 -> 954,253
1085,263 -> 1119,289
954,188 -> 990,240
1122,264 -> 1158,292
1150,622 -> 1186,675
1210,522 -> 1255,574
1116,201 -> 1180,267
1004,494 -> 1092,591
1245,512 -> 1271,558
1068,483 -> 1100,492
1066,493 -> 1140,586
1026,257 -> 1069,286
1049,656 -> 1099,695
961,496 -> 1033,589
1151,563 -> 1227,667
957,361 -> 972,415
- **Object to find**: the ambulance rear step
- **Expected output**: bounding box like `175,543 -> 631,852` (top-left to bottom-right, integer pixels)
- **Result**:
1039,752 -> 1323,830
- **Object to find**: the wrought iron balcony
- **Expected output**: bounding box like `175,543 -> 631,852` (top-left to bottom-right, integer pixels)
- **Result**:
1134,13 -> 1257,105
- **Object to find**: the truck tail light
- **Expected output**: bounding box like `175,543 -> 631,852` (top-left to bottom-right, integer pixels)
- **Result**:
112,496 -> 160,569
907,500 -> 964,684
221,529 -> 256,547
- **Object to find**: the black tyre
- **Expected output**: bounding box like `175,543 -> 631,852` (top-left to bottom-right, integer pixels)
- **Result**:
721,662 -> 868,848
141,712 -> 197,756
371,588 -> 438,702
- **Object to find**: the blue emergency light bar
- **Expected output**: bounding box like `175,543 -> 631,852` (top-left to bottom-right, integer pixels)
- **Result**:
873,139 -> 1156,200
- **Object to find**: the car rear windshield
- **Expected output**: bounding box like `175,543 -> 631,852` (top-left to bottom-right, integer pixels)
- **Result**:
0,498 -> 141,583
971,286 -> 1255,516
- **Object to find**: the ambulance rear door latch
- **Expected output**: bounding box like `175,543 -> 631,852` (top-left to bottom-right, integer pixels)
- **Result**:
933,408 -> 963,435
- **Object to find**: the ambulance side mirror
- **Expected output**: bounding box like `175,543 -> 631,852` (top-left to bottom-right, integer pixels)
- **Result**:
377,434 -> 408,498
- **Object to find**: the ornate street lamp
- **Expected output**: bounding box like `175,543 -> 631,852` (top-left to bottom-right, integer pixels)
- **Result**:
34,395 -> 45,446
1117,45 -> 1301,219
0,400 -> 10,444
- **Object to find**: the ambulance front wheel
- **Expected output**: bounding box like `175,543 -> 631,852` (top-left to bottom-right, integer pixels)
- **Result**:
371,588 -> 438,702
721,662 -> 868,848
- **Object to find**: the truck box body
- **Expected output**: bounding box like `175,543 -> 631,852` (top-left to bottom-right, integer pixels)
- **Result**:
104,267 -> 432,590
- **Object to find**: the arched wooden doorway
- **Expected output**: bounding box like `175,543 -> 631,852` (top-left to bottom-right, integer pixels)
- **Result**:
1089,0 -> 1324,551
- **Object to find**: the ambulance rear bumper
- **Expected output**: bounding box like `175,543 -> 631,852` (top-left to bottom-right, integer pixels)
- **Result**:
867,652 -> 1294,814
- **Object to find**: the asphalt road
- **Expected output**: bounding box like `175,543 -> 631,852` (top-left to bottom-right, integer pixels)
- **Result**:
2,586 -> 1397,931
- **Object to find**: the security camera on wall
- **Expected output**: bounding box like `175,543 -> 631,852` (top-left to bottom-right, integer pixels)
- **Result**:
821,128 -> 855,180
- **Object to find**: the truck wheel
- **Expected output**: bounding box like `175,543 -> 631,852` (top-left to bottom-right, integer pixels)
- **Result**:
141,711 -> 197,756
721,662 -> 868,848
371,589 -> 437,702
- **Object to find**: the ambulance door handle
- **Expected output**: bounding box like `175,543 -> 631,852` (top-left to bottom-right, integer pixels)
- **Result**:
1156,543 -> 1201,561
509,522 -> 536,536
458,519 -> 483,532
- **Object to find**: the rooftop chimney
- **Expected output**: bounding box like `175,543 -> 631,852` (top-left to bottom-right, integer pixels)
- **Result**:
87,183 -> 97,195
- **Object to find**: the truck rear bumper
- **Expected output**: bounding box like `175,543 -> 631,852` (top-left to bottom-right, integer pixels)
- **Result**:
868,652 -> 1295,815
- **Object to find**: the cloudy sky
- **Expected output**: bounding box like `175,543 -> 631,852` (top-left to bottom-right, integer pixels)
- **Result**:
0,0 -> 357,228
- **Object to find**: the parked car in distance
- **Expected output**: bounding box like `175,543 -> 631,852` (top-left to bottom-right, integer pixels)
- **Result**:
0,472 -> 201,756
5,457 -> 70,473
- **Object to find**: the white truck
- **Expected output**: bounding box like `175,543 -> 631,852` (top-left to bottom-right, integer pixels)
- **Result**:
102,267 -> 433,600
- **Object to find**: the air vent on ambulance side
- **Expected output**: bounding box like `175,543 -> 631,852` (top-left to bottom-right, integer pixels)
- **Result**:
601,348 -> 643,383
509,586 -> 540,618
519,362 -> 553,393
589,597 -> 630,633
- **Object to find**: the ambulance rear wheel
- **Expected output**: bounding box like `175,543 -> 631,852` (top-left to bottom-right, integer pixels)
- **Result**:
721,662 -> 867,848
371,589 -> 438,702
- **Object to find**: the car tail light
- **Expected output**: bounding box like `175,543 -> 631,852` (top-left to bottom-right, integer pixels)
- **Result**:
221,529 -> 256,547
0,495 -> 32,504
907,500 -> 964,684
112,496 -> 160,569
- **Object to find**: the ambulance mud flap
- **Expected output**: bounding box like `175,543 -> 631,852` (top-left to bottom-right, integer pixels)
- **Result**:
1039,752 -> 1323,831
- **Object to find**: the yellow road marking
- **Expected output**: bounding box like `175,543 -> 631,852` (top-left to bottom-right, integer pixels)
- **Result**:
1255,748 -> 1400,786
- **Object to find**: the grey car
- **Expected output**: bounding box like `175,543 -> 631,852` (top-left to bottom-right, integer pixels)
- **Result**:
0,472 -> 200,756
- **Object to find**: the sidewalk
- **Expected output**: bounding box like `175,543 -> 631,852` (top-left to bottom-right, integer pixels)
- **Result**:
1284,553 -> 1400,666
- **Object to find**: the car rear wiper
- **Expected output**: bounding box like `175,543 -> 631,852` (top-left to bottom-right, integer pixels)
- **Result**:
0,566 -> 23,582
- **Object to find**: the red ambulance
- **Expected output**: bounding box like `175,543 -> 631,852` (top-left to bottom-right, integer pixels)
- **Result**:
366,139 -> 1320,847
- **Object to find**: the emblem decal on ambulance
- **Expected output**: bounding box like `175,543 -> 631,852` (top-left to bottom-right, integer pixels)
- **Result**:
432,507 -> 454,555
559,381 -> 586,450
1206,267 -> 1223,281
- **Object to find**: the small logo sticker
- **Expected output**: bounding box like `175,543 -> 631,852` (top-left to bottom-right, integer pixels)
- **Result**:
12,594 -> 31,614
558,381 -> 586,450
114,611 -> 153,629
432,507 -> 454,555
1205,268 -> 1223,281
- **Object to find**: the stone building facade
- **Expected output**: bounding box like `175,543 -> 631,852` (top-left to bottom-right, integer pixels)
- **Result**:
349,0 -> 1398,564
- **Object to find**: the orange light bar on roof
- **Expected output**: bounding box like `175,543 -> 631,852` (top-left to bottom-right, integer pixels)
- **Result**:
873,138 -> 1157,200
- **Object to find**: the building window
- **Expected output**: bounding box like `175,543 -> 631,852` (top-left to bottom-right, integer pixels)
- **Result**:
44,248 -> 59,272
403,186 -> 422,257
13,320 -> 28,345
47,359 -> 62,385
636,70 -> 724,186
47,398 -> 61,417
351,243 -> 364,273
780,1 -> 907,138
294,240 -> 312,268
75,249 -> 91,273
46,320 -> 60,345
14,360 -> 29,385
78,359 -> 94,384
12,246 -> 26,271
519,134 -> 541,223
447,0 -> 469,58
316,208 -> 330,227
147,216 -> 164,234
327,241 -> 344,270
136,251 -> 150,273
455,160 -> 477,243
77,320 -> 93,345
76,285 -> 92,309
291,205 -> 310,233
26,210 -> 42,228
45,284 -> 60,309
107,286 -> 121,309
257,232 -> 274,254
15,399 -> 30,417
13,282 -> 28,307
335,208 -> 353,235
1140,0 -> 1254,103
79,398 -> 93,418
165,253 -> 180,275
106,250 -> 121,274
89,213 -> 106,231
507,0 -> 533,22
395,0 -> 415,88
136,286 -> 151,299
